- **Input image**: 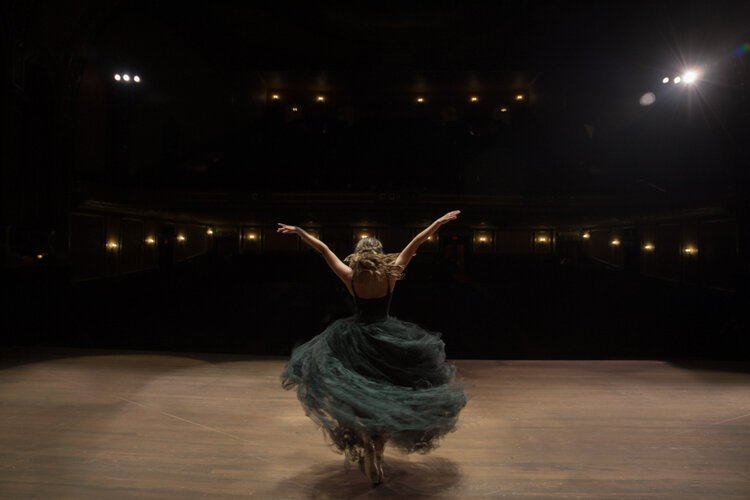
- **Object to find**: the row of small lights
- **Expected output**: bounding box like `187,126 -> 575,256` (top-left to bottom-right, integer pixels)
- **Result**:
270,93 -> 524,113
100,227 -> 696,256
113,73 -> 142,83
661,69 -> 701,85
105,228 -> 214,251
475,231 -> 698,255
583,232 -> 698,255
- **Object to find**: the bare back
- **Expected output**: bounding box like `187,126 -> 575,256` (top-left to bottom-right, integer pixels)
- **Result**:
348,269 -> 397,299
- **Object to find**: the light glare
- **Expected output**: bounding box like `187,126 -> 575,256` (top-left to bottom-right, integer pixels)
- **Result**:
683,70 -> 698,84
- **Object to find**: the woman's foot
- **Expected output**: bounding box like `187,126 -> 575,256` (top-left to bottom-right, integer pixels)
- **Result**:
362,435 -> 382,485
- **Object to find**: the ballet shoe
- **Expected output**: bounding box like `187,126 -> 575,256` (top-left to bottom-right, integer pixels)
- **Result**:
362,437 -> 382,485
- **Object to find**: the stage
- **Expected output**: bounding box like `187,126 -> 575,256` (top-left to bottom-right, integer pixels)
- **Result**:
1,346 -> 748,498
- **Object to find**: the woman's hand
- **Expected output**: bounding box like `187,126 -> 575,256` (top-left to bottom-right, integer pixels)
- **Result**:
434,210 -> 461,226
277,223 -> 299,235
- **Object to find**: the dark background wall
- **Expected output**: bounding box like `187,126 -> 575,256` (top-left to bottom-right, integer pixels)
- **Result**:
2,1 -> 749,360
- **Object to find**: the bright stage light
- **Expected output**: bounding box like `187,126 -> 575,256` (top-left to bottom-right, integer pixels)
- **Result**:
662,77 -> 669,84
134,75 -> 141,83
123,74 -> 130,82
682,69 -> 700,84
673,76 -> 681,84
114,74 -> 121,81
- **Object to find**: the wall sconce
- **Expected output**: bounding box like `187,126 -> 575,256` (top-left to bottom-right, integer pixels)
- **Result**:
469,96 -> 479,102
106,241 -> 119,250
515,94 -> 525,101
145,237 -> 156,246
535,234 -> 550,244
246,232 -> 258,240
610,239 -> 621,246
683,246 -> 698,256
271,94 -> 280,101
206,228 -> 214,235
316,95 -> 325,102
642,243 -> 655,252
416,97 -> 425,103
176,235 -> 186,243
582,232 -> 591,240
474,231 -> 492,244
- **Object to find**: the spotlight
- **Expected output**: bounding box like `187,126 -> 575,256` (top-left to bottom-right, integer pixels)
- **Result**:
292,106 -> 299,112
123,74 -> 130,82
683,246 -> 698,255
176,235 -> 186,242
535,235 -> 549,243
106,241 -> 119,250
478,236 -> 488,243
37,254 -> 44,259
416,97 -> 425,103
610,239 -> 621,246
470,96 -> 479,102
582,232 -> 591,240
271,94 -> 280,100
134,75 -> 141,83
114,74 -> 121,81
247,233 -> 257,240
643,243 -> 655,251
515,94 -> 525,101
360,233 -> 369,239
145,237 -> 156,245
206,228 -> 213,235
316,95 -> 325,102
662,77 -> 669,84
673,76 -> 681,84
500,107 -> 508,113
682,69 -> 699,84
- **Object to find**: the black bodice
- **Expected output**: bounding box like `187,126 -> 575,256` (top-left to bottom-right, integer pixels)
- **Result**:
351,275 -> 393,322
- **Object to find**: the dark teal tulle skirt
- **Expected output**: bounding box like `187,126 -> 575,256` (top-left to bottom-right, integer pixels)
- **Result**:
280,314 -> 471,464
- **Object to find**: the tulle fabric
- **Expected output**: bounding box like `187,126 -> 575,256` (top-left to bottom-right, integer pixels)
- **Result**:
280,314 -> 471,465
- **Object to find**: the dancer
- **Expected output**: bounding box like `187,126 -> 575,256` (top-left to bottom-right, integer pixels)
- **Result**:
278,210 -> 469,486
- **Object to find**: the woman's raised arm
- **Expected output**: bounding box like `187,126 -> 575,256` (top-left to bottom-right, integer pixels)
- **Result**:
277,223 -> 353,283
394,210 -> 461,270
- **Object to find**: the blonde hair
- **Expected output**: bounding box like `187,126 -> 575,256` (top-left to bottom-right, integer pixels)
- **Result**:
343,237 -> 406,281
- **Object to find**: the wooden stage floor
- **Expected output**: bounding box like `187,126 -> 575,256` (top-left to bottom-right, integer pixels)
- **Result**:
1,346 -> 749,499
